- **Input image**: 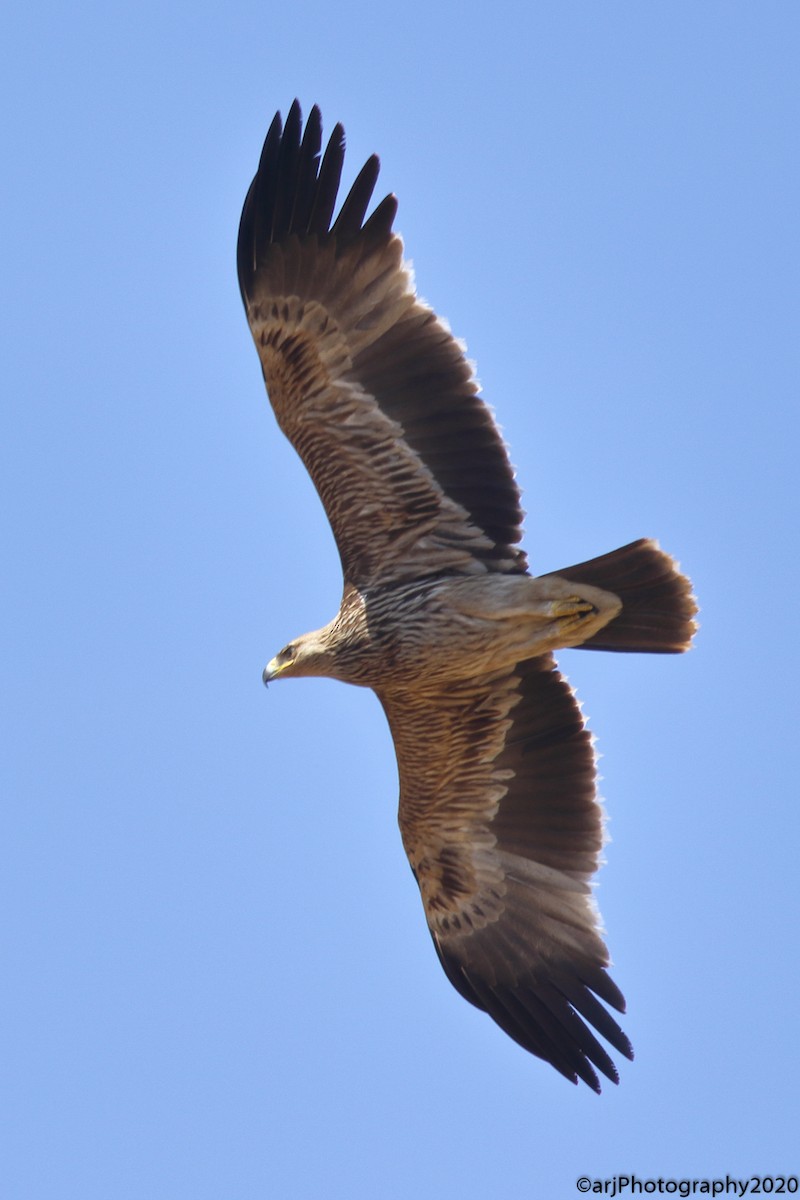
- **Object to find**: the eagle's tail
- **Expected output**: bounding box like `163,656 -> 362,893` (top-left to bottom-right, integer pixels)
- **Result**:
548,538 -> 698,653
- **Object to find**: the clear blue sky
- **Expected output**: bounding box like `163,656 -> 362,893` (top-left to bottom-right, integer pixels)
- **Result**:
3,3 -> 798,1197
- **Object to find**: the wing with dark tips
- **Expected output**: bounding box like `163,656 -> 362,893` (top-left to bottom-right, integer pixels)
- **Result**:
379,655 -> 633,1092
238,102 -> 527,588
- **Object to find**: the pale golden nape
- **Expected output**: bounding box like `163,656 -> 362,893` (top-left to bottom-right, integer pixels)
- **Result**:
238,101 -> 697,1092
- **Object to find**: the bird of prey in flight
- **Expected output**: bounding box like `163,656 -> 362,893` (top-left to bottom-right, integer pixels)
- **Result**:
237,101 -> 697,1092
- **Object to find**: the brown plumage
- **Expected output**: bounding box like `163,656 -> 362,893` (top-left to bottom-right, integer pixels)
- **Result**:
237,102 -> 697,1092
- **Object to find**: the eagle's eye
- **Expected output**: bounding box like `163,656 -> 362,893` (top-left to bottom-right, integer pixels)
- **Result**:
281,642 -> 297,661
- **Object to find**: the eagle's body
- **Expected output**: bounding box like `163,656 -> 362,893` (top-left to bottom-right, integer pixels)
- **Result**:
272,573 -> 620,689
238,102 -> 697,1092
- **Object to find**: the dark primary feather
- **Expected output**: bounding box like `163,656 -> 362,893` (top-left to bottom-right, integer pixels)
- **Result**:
290,109 -> 323,235
308,117 -> 344,237
270,101 -> 303,240
331,154 -> 381,241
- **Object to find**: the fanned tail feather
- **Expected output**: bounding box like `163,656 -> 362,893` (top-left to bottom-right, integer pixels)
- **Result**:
548,538 -> 698,653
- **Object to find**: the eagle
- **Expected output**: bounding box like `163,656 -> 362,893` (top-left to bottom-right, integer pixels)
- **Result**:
237,102 -> 697,1092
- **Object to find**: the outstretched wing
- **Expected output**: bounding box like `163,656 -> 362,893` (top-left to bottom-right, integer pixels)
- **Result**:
237,102 -> 527,590
378,656 -> 633,1092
